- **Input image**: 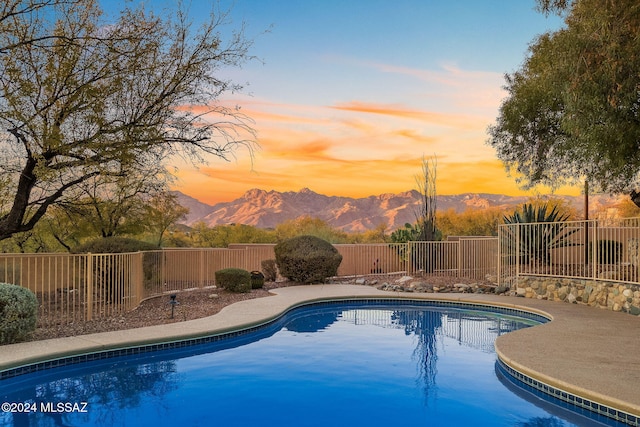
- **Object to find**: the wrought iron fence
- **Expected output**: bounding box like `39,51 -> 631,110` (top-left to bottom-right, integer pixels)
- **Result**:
9,218 -> 637,327
0,253 -> 88,324
2,238 -> 498,327
498,218 -> 640,288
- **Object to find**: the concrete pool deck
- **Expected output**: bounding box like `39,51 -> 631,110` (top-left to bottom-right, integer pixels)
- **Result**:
1,284 -> 639,419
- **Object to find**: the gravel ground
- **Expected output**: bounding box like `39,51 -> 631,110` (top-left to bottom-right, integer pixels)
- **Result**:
27,275 -> 483,342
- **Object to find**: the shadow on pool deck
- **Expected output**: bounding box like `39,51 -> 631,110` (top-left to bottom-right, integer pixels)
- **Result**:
1,284 -> 639,419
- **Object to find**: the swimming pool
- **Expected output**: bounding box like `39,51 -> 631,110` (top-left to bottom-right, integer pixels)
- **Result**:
0,300 -> 626,426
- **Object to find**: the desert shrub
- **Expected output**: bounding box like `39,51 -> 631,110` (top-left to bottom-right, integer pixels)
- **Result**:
390,223 -> 423,243
73,236 -> 158,253
261,259 -> 278,282
0,283 -> 38,345
215,268 -> 251,293
274,235 -> 342,283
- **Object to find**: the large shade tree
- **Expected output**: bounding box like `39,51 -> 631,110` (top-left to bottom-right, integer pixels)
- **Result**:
0,0 -> 255,240
488,0 -> 640,202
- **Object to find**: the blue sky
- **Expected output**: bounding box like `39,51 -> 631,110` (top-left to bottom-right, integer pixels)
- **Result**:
103,1 -> 566,204
222,1 -> 562,104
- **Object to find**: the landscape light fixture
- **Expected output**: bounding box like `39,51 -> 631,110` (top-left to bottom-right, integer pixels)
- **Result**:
169,294 -> 179,319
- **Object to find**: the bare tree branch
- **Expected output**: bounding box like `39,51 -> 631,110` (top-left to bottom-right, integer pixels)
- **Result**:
0,0 -> 257,240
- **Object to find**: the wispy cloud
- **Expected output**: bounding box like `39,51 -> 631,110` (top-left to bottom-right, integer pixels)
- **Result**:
164,1 -> 573,206
370,61 -> 501,88
330,101 -> 481,130
324,56 -> 507,114
172,65 -> 536,204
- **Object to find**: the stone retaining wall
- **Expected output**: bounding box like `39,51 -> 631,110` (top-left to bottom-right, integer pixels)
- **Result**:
514,276 -> 640,316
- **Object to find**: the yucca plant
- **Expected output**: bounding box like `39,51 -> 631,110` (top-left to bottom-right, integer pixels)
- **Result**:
503,203 -> 577,266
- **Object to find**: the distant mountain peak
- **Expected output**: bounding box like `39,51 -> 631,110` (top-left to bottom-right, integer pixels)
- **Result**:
242,188 -> 268,199
173,188 -> 620,232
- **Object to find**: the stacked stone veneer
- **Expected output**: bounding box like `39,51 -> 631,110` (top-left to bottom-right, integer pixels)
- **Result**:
514,276 -> 640,316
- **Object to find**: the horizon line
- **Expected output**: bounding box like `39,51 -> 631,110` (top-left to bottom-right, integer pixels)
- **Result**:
171,186 -> 599,207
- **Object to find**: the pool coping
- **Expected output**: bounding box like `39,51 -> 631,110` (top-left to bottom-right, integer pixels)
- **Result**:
1,285 -> 639,424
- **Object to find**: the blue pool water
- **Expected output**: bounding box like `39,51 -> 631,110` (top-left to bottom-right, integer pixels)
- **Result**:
0,301 -> 625,427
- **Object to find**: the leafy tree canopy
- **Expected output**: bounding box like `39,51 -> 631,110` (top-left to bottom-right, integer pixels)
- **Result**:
488,0 -> 640,194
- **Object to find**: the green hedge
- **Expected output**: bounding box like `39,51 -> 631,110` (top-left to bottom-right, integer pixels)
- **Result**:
274,235 -> 342,283
0,283 -> 38,345
215,268 -> 251,293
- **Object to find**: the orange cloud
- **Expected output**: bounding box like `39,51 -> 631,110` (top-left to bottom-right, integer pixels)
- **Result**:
169,65 -> 570,206
263,138 -> 337,161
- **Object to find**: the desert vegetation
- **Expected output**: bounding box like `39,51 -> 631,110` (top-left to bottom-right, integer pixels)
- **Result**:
274,235 -> 343,283
0,283 -> 37,344
0,0 -> 256,247
0,195 -> 587,253
214,268 -> 253,293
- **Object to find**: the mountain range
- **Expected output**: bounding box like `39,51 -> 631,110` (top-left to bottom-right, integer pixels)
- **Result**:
173,188 -> 620,233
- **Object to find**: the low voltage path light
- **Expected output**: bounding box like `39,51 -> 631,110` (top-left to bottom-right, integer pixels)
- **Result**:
169,294 -> 179,319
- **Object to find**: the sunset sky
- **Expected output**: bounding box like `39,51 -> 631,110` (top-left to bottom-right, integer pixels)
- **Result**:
107,1 -> 570,205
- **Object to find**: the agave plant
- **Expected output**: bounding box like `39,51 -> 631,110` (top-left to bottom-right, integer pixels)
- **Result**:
503,203 -> 577,266
503,203 -> 571,224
